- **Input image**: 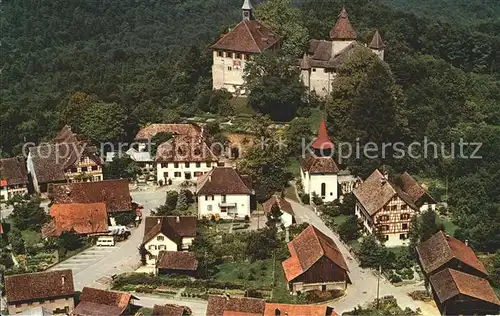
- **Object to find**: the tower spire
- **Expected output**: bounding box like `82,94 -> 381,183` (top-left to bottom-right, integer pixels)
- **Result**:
242,0 -> 253,21
330,7 -> 357,40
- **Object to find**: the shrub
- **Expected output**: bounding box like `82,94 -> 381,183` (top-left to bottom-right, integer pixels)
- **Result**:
244,215 -> 250,222
389,273 -> 402,283
305,289 -> 343,303
299,193 -> 309,204
248,273 -> 256,281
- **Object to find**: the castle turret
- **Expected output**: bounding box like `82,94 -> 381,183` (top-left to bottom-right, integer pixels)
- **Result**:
300,53 -> 311,91
242,0 -> 253,21
369,30 -> 385,60
330,7 -> 357,55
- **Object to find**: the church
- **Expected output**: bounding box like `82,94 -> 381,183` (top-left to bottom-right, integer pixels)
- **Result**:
300,7 -> 385,96
211,0 -> 281,95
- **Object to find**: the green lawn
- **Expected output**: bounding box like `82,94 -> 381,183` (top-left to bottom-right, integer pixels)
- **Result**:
230,97 -> 255,115
437,217 -> 458,235
214,259 -> 274,289
331,214 -> 349,226
21,229 -> 42,246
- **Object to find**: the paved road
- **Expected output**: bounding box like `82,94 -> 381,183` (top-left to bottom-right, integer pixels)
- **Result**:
287,198 -> 440,315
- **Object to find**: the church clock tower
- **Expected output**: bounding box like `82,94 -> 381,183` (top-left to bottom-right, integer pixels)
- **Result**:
242,0 -> 253,21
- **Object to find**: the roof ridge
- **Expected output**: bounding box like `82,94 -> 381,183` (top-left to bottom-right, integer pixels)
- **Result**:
244,20 -> 262,53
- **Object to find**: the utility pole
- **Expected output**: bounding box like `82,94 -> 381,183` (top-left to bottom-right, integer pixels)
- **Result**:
376,265 -> 381,309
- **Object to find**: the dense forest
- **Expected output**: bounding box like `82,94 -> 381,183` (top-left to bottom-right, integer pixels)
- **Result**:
1,0 -> 499,252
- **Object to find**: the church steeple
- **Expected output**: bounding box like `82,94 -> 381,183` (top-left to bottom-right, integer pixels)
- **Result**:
242,0 -> 253,21
311,120 -> 334,156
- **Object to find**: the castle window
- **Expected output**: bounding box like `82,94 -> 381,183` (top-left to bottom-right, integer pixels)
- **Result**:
401,204 -> 407,210
228,66 -> 232,71
402,223 -> 408,230
235,53 -> 241,59
217,51 -> 223,57
312,68 -> 316,72
399,234 -> 407,240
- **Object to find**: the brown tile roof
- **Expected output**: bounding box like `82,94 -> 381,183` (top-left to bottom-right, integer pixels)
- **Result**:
5,270 -> 74,303
197,167 -> 252,195
153,304 -> 191,316
48,179 -> 132,212
143,216 -> 197,244
135,123 -> 202,140
300,154 -> 339,174
262,195 -> 294,216
155,135 -> 218,163
395,172 -> 435,205
42,202 -> 108,237
430,268 -> 500,306
206,295 -> 266,316
156,251 -> 198,271
0,157 -> 28,186
74,287 -> 135,316
416,230 -> 488,276
369,30 -> 385,49
301,41 -> 364,70
330,7 -> 357,40
211,20 -> 280,53
264,303 -> 336,316
282,225 -> 348,282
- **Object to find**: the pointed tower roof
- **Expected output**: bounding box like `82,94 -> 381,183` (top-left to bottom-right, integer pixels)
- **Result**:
330,7 -> 357,40
311,120 -> 334,150
369,30 -> 385,49
242,0 -> 253,10
300,53 -> 311,70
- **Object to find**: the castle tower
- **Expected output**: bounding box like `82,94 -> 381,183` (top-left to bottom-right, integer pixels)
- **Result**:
369,30 -> 385,60
242,0 -> 253,21
300,52 -> 311,92
330,7 -> 357,55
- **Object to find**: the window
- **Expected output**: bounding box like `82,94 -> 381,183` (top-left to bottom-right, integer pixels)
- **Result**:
228,66 -> 232,71
158,245 -> 166,250
196,162 -> 201,168
379,215 -> 389,222
81,167 -> 88,172
235,53 -> 241,59
149,245 -> 157,250
174,172 -> 181,177
399,234 -> 407,240
400,213 -> 410,220
27,302 -> 33,306
185,162 -> 190,167
148,254 -> 156,260
217,162 -> 225,167
402,223 -> 408,230
71,168 -> 77,173
391,205 -> 397,211
163,172 -> 168,179
401,204 -> 407,210
206,162 -> 212,167
217,51 -> 223,57
222,195 -> 227,203
157,236 -> 164,241
194,171 -> 202,177
312,68 -> 316,72
161,163 -> 168,168
383,235 -> 389,241
221,207 -> 227,213
15,304 -> 22,308
206,195 -> 214,201
207,205 -> 213,211
381,225 -> 389,231
321,183 -> 326,197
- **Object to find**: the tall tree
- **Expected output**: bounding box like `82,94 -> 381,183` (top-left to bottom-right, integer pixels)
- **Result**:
284,117 -> 312,155
9,195 -> 49,231
81,101 -> 127,143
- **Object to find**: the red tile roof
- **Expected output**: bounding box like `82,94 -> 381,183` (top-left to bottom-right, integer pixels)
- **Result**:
264,303 -> 336,316
0,157 -> 28,186
211,20 -> 280,53
300,154 -> 339,174
369,30 -> 385,49
311,120 -> 334,150
48,179 -> 132,212
5,270 -> 74,303
282,225 -> 348,282
143,216 -> 197,244
42,202 -> 108,237
416,230 -> 488,276
156,251 -> 198,271
197,167 -> 252,195
74,287 -> 135,316
206,295 -> 266,316
262,195 -> 294,216
135,123 -> 202,140
430,268 -> 500,306
330,7 -> 357,40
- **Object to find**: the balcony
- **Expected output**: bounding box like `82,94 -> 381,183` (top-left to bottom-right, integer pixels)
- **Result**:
219,202 -> 237,208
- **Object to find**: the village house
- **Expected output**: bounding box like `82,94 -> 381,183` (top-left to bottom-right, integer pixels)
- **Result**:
156,251 -> 198,277
72,287 -> 137,316
353,169 -> 436,247
300,7 -> 385,96
41,202 -> 109,238
48,179 -> 132,224
211,0 -> 280,94
196,166 -> 253,219
0,156 -> 29,201
282,225 -> 349,293
27,126 -> 103,194
206,295 -> 266,316
4,270 -> 75,315
142,216 -> 197,266
264,303 -> 336,316
262,195 -> 295,228
152,304 -> 191,316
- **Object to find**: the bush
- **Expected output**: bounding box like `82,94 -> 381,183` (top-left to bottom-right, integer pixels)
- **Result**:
305,289 -> 344,303
113,211 -> 136,226
244,215 -> 250,222
299,193 -> 309,204
389,273 -> 402,283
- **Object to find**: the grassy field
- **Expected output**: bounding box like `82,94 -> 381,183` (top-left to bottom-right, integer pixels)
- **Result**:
230,97 -> 255,115
331,214 -> 349,227
437,217 -> 458,235
214,259 -> 274,289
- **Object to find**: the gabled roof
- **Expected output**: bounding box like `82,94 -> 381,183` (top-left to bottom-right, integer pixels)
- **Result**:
5,270 -> 74,303
264,303 -> 336,316
143,216 -> 197,244
197,167 -> 252,195
282,225 -> 348,282
330,7 -> 357,40
300,154 -> 339,174
430,268 -> 500,306
73,287 -> 136,316
353,169 -> 419,216
135,123 -> 202,140
211,20 -> 280,53
311,120 -> 333,150
262,195 -> 294,216
42,202 -> 108,237
0,157 -> 28,186
48,179 -> 132,212
152,304 -> 190,316
156,251 -> 198,271
395,172 -> 435,205
155,135 -> 218,162
206,295 -> 266,316
301,40 -> 364,69
416,230 -> 488,276
369,30 -> 385,49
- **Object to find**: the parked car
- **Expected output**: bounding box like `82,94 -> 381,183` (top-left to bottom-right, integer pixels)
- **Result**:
96,236 -> 115,247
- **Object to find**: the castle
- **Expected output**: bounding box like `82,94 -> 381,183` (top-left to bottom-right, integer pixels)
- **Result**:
211,2 -> 384,97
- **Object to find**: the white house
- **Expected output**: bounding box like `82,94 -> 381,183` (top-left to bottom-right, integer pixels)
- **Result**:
353,169 -> 436,247
196,167 -> 253,219
141,216 -> 197,266
262,195 -> 295,228
0,157 -> 29,201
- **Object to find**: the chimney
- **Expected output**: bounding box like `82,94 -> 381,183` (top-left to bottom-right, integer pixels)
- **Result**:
225,293 -> 230,300
208,176 -> 212,182
157,218 -> 161,225
176,216 -> 180,223
383,170 -> 389,180
61,275 -> 66,285
465,239 -> 469,246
